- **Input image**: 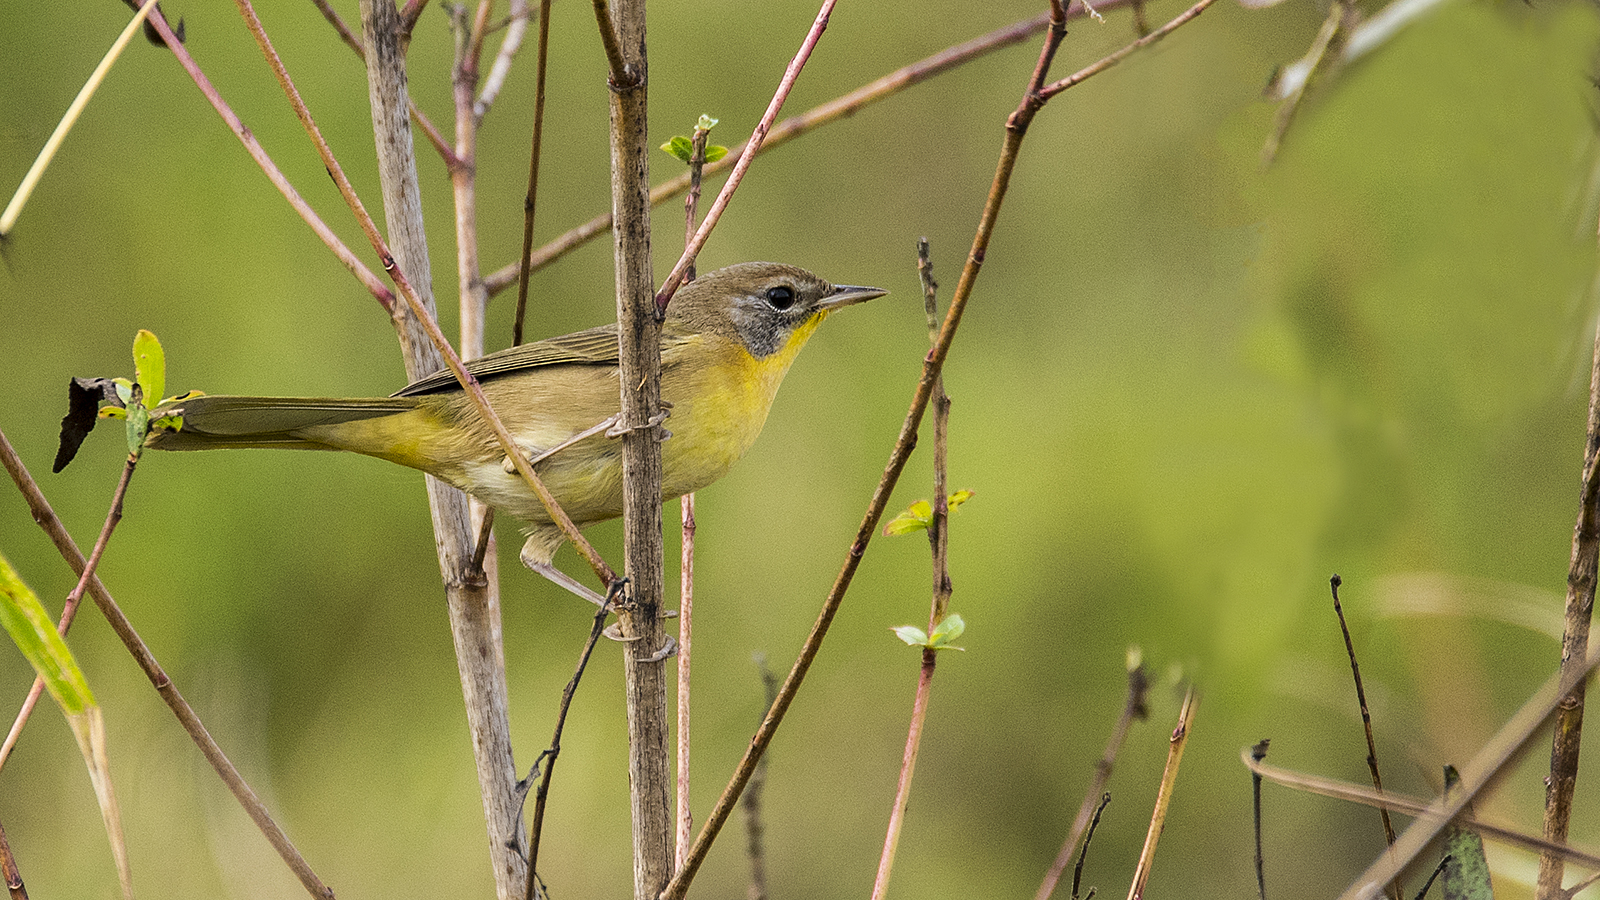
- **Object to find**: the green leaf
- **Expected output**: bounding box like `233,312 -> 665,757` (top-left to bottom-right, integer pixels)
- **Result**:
132,329 -> 164,410
695,113 -> 719,131
661,136 -> 694,164
0,552 -> 95,714
0,554 -> 132,897
111,377 -> 134,407
927,613 -> 966,651
124,399 -> 149,458
947,489 -> 975,511
883,500 -> 933,536
703,145 -> 728,163
1440,766 -> 1492,900
891,625 -> 928,646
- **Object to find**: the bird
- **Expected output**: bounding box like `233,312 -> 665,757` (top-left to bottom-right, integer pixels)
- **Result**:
142,262 -> 887,602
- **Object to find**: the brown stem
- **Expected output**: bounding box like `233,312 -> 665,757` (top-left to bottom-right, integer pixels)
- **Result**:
590,0 -> 629,84
360,4 -> 525,898
604,0 -> 672,896
1538,286 -> 1600,900
512,0 -> 554,347
675,122 -> 711,870
1126,687 -> 1199,900
1035,663 -> 1149,900
870,239 -> 952,900
1329,576 -> 1401,900
140,3 -> 393,308
475,0 -> 531,122
525,593 -> 615,900
0,427 -> 334,899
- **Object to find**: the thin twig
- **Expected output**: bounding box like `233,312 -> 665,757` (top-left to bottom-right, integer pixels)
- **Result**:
524,591 -> 617,900
1126,686 -> 1199,900
1243,748 -> 1600,871
590,0 -> 629,84
0,454 -> 136,770
675,120 -> 712,872
869,239 -> 952,900
485,5 -> 1134,295
1539,256 -> 1600,899
1252,739 -> 1270,900
741,658 -> 779,900
140,4 -> 394,307
1413,856 -> 1449,900
476,0 -> 530,122
1071,793 -> 1112,900
1,0 -> 158,237
1261,0 -> 1356,165
655,0 -> 839,312
661,3 -> 1216,893
1330,575 -> 1402,900
511,0 -> 554,347
0,428 -> 334,899
1035,663 -> 1150,900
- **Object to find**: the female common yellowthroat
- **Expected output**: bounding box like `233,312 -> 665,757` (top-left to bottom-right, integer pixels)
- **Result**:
145,262 -> 885,599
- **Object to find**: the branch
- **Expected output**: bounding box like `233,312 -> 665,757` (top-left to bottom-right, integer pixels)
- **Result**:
660,3 -> 1218,894
1537,276 -> 1600,898
484,5 -> 1136,296
140,3 -> 394,308
0,427 -> 334,899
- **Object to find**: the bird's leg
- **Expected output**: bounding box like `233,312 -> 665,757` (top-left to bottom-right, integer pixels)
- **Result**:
500,414 -> 622,474
518,542 -> 612,608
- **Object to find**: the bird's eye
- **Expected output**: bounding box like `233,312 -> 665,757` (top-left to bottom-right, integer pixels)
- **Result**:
765,285 -> 795,310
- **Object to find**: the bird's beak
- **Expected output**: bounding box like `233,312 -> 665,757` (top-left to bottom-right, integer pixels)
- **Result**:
819,283 -> 888,311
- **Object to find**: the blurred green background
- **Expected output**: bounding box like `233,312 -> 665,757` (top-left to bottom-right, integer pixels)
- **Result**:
3,1 -> 1599,897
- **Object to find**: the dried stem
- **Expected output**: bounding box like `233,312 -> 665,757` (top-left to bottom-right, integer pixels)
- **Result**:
1537,266 -> 1600,899
358,4 -> 524,897
603,0 -> 674,896
476,0 -> 530,121
511,0 -> 554,347
869,239 -> 952,900
1,0 -> 158,237
675,121 -> 712,872
1036,663 -> 1150,900
1126,686 -> 1199,900
0,428 -> 333,899
1330,575 -> 1401,900
1243,748 -> 1600,871
1252,739 -> 1270,900
525,593 -> 616,900
662,5 -> 1216,896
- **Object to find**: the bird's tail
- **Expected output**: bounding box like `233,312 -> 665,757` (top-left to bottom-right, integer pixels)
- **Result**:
148,394 -> 427,454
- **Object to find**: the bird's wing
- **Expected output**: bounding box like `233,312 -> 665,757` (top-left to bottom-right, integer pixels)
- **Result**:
395,322 -> 701,397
